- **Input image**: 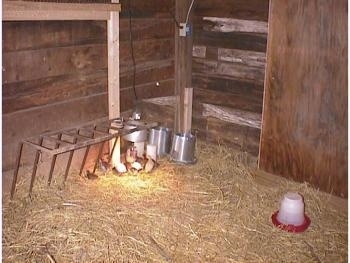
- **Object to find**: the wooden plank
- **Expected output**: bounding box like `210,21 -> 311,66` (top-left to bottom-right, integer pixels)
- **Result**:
119,18 -> 174,41
2,21 -> 106,53
3,18 -> 173,53
192,73 -> 264,99
120,61 -> 174,89
218,48 -> 266,68
120,0 -> 174,18
202,103 -> 262,129
259,0 -> 348,197
108,0 -> 120,166
194,88 -> 263,114
206,117 -> 260,156
175,0 -> 194,133
140,101 -> 175,128
183,87 -> 193,132
3,1 -> 121,21
120,79 -> 175,111
193,58 -> 265,84
120,38 -> 174,65
142,96 -> 176,106
194,30 -> 267,52
194,0 -> 269,21
3,44 -> 107,84
202,17 -> 268,34
107,4 -> 120,120
120,58 -> 173,75
3,61 -> 174,114
3,70 -> 107,114
205,46 -> 218,60
3,39 -> 173,84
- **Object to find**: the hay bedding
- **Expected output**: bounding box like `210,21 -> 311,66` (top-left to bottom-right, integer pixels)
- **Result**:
3,141 -> 347,263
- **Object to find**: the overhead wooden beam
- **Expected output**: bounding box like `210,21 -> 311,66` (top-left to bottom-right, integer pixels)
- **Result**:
3,1 -> 121,21
175,0 -> 194,133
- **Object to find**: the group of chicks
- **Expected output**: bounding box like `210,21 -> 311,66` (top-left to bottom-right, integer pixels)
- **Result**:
86,147 -> 158,180
115,147 -> 158,175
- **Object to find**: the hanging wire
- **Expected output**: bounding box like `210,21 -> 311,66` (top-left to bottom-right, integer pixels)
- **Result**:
127,0 -> 138,101
185,0 -> 195,24
167,0 -> 195,29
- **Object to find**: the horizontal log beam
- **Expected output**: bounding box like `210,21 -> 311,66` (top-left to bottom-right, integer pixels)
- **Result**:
202,103 -> 262,129
3,1 -> 121,21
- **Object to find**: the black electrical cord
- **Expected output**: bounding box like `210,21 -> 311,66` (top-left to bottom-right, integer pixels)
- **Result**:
127,0 -> 138,101
166,6 -> 181,28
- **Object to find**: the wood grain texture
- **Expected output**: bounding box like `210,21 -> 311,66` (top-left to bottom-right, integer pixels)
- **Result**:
120,79 -> 175,111
3,1 -> 121,21
119,0 -> 174,18
259,0 -> 348,197
194,0 -> 269,21
202,103 -> 262,129
193,58 -> 265,84
174,0 -> 193,133
141,100 -> 175,128
3,44 -> 107,83
202,17 -> 268,34
192,0 -> 269,121
218,48 -> 266,68
3,70 -> 107,113
2,0 -> 175,170
3,21 -> 106,52
194,30 -> 267,52
3,61 -> 174,114
107,3 -> 120,120
194,88 -> 263,114
120,18 -> 174,41
206,117 -> 260,156
3,19 -> 174,52
192,74 -> 264,99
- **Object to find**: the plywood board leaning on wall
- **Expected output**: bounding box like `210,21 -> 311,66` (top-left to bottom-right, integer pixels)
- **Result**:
259,0 -> 348,197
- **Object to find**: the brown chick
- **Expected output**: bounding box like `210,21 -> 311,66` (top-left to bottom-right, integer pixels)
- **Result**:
126,148 -> 136,164
144,155 -> 155,173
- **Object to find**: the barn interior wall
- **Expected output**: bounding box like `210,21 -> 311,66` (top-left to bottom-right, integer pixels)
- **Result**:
2,0 -> 175,171
192,0 -> 269,113
190,0 -> 269,155
3,0 -> 346,198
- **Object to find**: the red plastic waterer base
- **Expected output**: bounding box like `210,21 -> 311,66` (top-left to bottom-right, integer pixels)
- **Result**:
271,211 -> 311,233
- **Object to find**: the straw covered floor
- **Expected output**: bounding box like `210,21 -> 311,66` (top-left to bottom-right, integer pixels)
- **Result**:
3,141 -> 348,262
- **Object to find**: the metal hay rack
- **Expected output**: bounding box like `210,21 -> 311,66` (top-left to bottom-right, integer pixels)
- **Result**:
10,118 -> 157,199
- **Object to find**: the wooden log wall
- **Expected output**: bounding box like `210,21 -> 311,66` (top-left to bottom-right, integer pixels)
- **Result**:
259,0 -> 348,197
189,0 -> 269,155
192,0 -> 269,113
2,0 -> 175,170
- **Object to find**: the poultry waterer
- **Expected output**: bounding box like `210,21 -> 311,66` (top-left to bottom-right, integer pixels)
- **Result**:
170,132 -> 197,164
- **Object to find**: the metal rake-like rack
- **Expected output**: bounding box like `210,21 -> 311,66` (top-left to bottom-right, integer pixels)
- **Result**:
10,118 -> 156,198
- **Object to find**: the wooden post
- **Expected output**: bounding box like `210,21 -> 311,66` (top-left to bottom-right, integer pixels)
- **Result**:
108,0 -> 121,166
175,0 -> 194,133
183,87 -> 193,131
